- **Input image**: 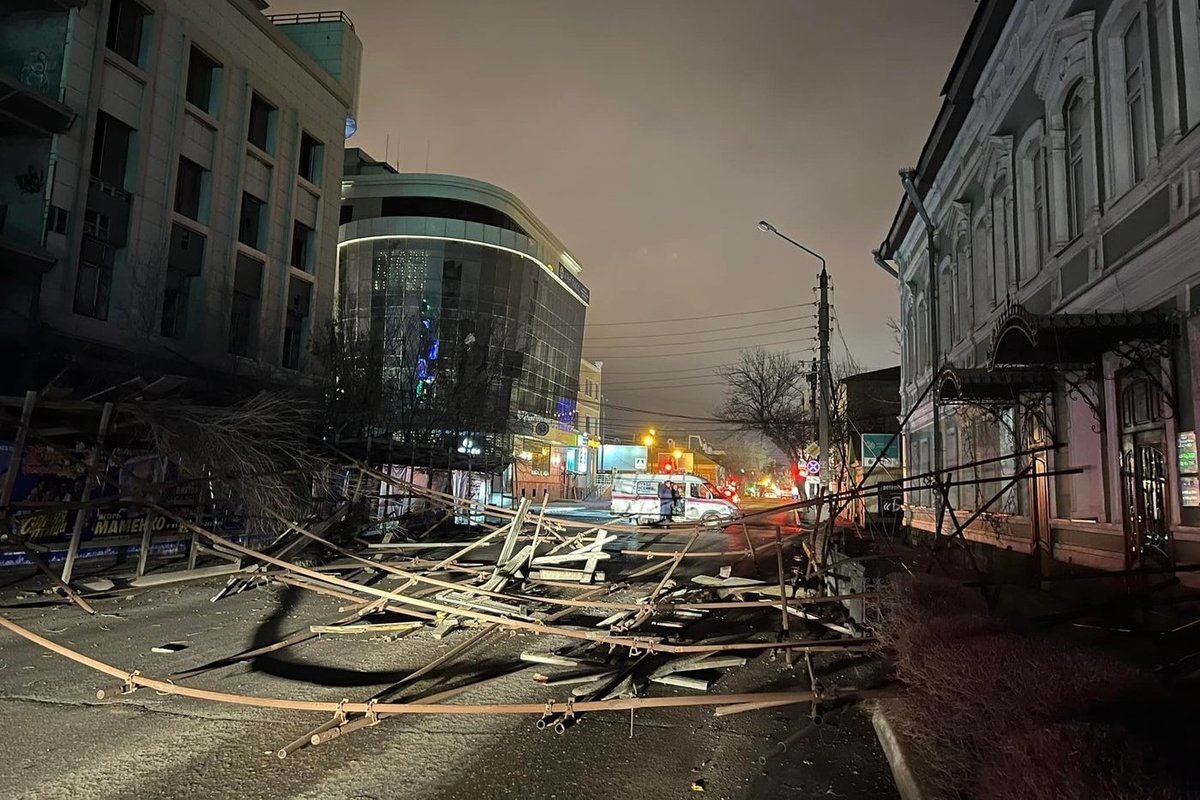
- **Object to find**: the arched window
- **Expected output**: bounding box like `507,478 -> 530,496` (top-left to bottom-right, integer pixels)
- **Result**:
991,175 -> 1013,296
1122,14 -> 1149,183
1065,83 -> 1089,239
1016,122 -> 1049,284
972,218 -> 993,323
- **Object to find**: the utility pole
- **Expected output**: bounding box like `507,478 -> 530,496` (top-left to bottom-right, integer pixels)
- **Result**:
817,267 -> 831,491
757,220 -> 830,489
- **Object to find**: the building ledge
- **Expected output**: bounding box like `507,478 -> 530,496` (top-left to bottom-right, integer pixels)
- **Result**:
0,234 -> 56,277
0,74 -> 76,137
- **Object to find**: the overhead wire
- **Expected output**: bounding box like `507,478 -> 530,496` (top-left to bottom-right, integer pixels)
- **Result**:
586,339 -> 816,360
584,325 -> 815,350
585,314 -> 816,340
586,301 -> 816,326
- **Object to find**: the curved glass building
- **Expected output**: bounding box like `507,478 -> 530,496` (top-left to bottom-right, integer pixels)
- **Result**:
336,150 -> 589,473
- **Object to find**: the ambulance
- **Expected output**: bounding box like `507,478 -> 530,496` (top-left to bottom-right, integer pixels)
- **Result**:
610,473 -> 741,526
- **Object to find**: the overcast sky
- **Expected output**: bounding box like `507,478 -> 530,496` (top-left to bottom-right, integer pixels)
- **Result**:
271,0 -> 976,444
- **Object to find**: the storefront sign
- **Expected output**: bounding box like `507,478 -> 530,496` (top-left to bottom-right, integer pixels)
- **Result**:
862,433 -> 900,469
1179,431 -> 1198,473
1182,477 -> 1200,508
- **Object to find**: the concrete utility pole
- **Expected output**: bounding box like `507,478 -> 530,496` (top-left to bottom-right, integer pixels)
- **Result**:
758,220 -> 830,487
817,266 -> 831,487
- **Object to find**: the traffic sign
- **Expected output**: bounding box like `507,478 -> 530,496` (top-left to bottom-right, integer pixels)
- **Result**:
806,460 -> 821,475
805,443 -> 820,460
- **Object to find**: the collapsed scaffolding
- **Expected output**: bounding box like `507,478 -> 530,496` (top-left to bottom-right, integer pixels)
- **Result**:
0,383 -> 1090,759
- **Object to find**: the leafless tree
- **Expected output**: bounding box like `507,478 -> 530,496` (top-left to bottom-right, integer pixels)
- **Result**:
717,349 -> 814,465
126,391 -> 332,532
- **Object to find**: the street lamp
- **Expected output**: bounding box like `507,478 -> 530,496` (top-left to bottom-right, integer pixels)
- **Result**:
758,219 -> 830,487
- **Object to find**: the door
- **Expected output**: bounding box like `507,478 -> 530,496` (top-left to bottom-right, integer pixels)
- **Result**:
1117,375 -> 1172,570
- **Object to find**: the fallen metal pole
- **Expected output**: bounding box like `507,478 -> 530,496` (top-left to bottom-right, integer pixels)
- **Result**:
0,615 -> 886,717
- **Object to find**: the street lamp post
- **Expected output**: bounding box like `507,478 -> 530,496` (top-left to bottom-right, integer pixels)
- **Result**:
758,220 -> 830,491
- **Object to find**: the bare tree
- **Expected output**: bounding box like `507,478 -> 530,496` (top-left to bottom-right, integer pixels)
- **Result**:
127,391 -> 331,532
717,349 -> 814,466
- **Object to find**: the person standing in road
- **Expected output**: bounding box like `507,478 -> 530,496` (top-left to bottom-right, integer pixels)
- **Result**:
658,480 -> 674,523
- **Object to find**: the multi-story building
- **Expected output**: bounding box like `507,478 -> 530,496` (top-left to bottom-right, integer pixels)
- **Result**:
337,149 -> 590,500
568,358 -> 603,497
1,0 -> 360,392
878,0 -> 1200,580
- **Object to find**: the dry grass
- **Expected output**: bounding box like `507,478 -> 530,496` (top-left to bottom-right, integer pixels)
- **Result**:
877,574 -> 1193,800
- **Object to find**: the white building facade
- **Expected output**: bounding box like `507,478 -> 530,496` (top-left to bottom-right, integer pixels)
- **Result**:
879,0 -> 1200,578
0,0 -> 360,391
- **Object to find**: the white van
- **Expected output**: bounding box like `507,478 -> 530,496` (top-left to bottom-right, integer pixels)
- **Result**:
610,473 -> 741,525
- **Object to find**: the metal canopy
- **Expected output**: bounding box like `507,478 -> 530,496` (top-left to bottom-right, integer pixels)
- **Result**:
988,304 -> 1175,369
935,366 -> 1054,404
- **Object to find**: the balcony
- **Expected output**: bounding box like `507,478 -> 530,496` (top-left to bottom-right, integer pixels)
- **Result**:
0,9 -> 78,137
0,204 -> 55,278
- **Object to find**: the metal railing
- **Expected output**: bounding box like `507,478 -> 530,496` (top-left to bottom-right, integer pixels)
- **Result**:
265,10 -> 355,30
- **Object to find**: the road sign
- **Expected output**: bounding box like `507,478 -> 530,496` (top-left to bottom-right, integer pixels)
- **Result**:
634,457 -> 647,471
805,443 -> 820,460
806,460 -> 821,475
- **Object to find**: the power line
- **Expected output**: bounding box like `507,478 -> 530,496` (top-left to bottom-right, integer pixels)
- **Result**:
586,302 -> 816,326
586,325 -> 815,350
599,364 -> 737,377
587,339 -> 816,360
585,314 -> 815,341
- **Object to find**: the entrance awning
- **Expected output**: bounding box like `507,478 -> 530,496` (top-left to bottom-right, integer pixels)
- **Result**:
988,305 -> 1175,369
935,366 -> 1054,404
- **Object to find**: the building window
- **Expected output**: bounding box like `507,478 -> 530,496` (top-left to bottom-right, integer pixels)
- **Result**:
291,220 -> 314,271
174,157 -> 206,222
228,254 -> 263,357
90,112 -> 133,189
991,176 -> 1013,297
83,209 -> 111,240
247,92 -> 276,153
1065,83 -> 1089,240
1031,147 -> 1048,273
239,191 -> 265,249
282,278 -> 312,370
74,236 -> 114,320
972,219 -> 993,322
106,0 -> 149,67
185,46 -> 219,114
298,131 -> 322,184
1123,16 -> 1149,185
340,204 -> 353,224
47,205 -> 69,236
161,223 -> 205,339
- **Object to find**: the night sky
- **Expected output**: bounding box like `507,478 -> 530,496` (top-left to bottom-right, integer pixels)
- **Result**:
270,0 -> 976,443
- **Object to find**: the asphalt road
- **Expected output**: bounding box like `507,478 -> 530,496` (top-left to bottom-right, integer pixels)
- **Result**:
0,503 -> 897,800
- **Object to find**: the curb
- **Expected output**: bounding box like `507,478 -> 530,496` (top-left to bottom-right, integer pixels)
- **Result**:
871,700 -> 942,800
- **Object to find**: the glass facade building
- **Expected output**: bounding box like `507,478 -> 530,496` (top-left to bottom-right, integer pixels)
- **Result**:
336,156 -> 588,468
